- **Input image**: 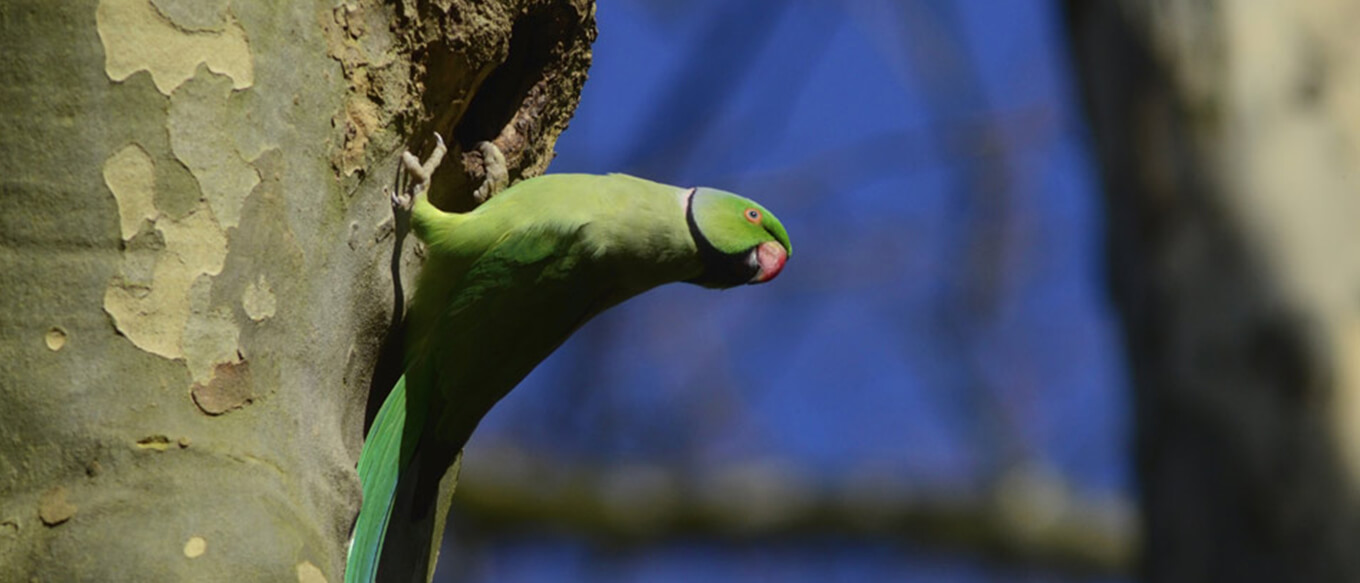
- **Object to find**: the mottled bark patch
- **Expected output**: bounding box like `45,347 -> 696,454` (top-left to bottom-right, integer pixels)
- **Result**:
97,0 -> 253,94
38,487 -> 76,526
192,359 -> 254,415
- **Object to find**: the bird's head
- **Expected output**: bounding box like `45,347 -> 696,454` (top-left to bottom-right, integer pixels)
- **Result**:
684,187 -> 792,288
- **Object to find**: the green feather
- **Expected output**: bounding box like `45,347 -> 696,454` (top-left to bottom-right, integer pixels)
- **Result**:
346,374 -> 407,583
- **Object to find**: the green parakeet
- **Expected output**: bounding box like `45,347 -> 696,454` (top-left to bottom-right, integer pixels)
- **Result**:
346,135 -> 791,582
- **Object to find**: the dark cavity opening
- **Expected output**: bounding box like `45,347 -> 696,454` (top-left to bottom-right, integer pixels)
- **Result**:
452,7 -> 569,150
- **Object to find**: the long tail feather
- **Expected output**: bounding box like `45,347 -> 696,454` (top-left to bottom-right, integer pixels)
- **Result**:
346,375 -> 408,583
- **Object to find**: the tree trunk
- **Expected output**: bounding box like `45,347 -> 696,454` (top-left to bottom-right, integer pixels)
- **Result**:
1064,2 -> 1360,581
0,1 -> 594,580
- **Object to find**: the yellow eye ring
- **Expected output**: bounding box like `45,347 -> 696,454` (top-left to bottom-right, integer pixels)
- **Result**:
744,208 -> 761,223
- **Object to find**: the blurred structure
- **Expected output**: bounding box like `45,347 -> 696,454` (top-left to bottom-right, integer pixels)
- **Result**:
1066,2 -> 1360,582
439,1 -> 1135,581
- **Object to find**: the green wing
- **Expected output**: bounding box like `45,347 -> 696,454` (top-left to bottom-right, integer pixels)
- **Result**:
422,219 -> 606,445
346,217 -> 593,583
345,374 -> 408,583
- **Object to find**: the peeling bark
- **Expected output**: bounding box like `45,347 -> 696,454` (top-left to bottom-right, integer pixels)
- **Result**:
0,0 -> 595,580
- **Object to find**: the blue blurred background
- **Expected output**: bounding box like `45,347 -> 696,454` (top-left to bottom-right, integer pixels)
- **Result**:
442,1 -> 1133,580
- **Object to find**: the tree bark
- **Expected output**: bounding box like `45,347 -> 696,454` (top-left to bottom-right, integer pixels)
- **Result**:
1064,2 -> 1360,581
0,1 -> 594,580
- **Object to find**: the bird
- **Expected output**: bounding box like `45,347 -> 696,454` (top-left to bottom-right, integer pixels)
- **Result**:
346,134 -> 791,582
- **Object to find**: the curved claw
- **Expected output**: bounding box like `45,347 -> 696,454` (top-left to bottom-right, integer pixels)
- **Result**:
423,132 -> 447,178
385,186 -> 410,211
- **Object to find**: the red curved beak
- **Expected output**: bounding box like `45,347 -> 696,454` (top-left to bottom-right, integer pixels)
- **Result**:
750,241 -> 788,284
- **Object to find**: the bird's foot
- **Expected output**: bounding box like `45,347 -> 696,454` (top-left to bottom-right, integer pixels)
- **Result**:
390,132 -> 448,212
471,140 -> 508,204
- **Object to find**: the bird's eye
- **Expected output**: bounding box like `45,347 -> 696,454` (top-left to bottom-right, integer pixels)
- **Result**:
745,208 -> 761,223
